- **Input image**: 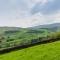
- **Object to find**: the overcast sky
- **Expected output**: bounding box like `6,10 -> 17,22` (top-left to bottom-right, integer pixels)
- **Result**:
0,0 -> 60,27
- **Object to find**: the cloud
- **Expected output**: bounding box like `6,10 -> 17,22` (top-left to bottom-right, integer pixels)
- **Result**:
31,0 -> 60,15
15,11 -> 60,28
15,13 -> 55,28
31,0 -> 48,5
0,0 -> 60,28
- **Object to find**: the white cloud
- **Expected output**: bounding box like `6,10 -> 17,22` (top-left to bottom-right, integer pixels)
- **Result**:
0,10 -> 60,28
14,13 -> 54,28
49,11 -> 60,23
10,0 -> 17,4
15,11 -> 60,28
31,0 -> 48,4
0,0 -> 60,28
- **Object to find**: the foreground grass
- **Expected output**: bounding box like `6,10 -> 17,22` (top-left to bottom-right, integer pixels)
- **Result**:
0,41 -> 60,60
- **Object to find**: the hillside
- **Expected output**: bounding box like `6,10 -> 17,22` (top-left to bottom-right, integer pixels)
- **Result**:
0,27 -> 20,34
0,40 -> 60,60
0,23 -> 60,60
0,23 -> 60,51
29,23 -> 60,32
0,27 -> 50,51
30,23 -> 60,29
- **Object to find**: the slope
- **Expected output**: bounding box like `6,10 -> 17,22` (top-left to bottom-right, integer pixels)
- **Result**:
0,40 -> 60,60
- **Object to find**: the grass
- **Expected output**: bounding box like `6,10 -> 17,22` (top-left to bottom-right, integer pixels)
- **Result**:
0,40 -> 60,60
0,28 -> 50,49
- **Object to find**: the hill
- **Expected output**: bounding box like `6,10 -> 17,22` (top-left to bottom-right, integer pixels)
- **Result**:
0,23 -> 60,51
0,40 -> 60,60
29,23 -> 60,32
0,23 -> 60,60
30,23 -> 60,29
0,27 -> 20,34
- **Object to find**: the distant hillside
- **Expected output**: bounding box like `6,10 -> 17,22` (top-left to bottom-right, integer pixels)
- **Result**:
30,23 -> 60,28
0,27 -> 20,30
0,23 -> 60,52
29,23 -> 60,32
0,27 -> 21,34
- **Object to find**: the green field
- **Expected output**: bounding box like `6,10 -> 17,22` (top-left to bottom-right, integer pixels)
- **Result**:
0,40 -> 60,60
0,26 -> 60,60
0,27 -> 50,50
0,27 -> 59,50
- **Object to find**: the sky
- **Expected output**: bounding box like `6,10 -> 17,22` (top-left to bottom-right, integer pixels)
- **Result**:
0,0 -> 60,28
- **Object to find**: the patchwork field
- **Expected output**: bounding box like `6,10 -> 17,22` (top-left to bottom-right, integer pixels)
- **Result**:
0,40 -> 60,60
0,23 -> 60,60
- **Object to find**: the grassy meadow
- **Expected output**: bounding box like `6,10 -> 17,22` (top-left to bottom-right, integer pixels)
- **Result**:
0,40 -> 60,60
0,25 -> 60,60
